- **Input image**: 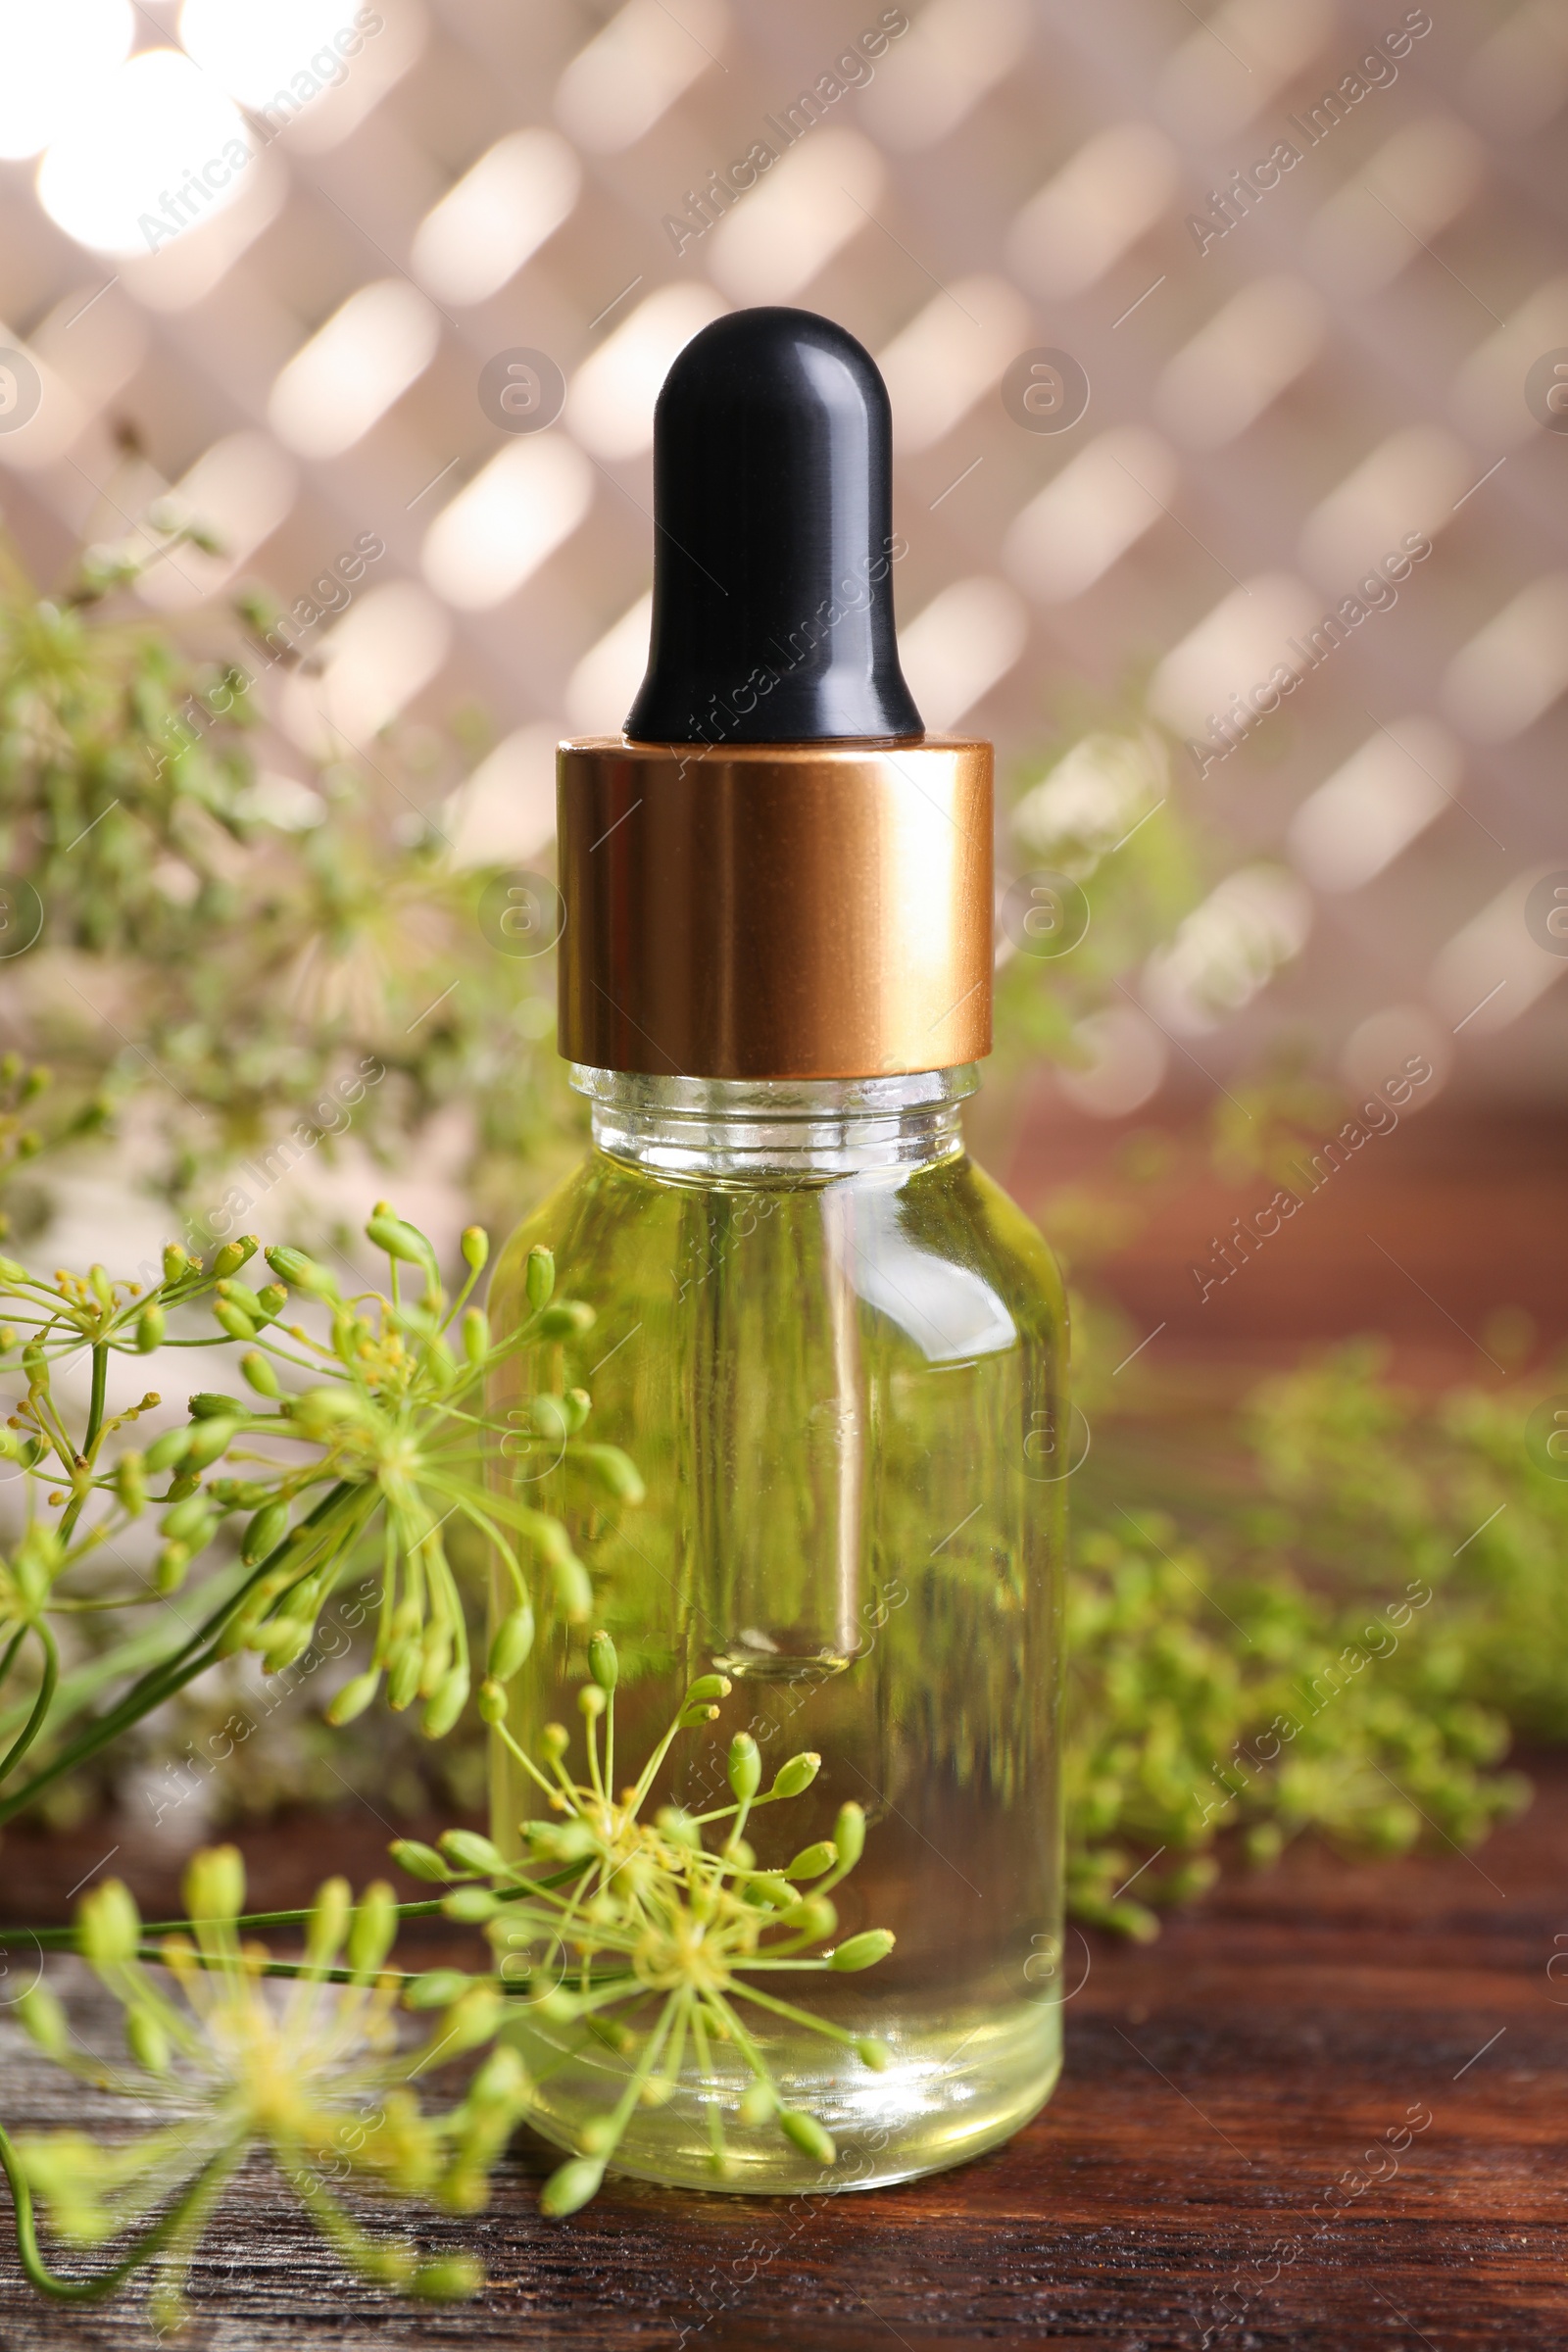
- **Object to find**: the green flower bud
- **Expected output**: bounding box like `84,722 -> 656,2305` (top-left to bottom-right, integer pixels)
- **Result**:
487,1601 -> 535,1682
828,1929 -> 896,1972
162,1243 -> 191,1285
439,1829 -> 505,1878
125,2006 -> 171,2075
540,1721 -> 569,1762
524,1246 -> 555,1311
325,1667 -> 380,1726
469,2045 -> 528,2104
240,1350 -> 282,1398
442,1984 -> 505,2049
136,1301 -> 165,1352
412,2256 -> 483,2301
257,1615 -> 313,1670
684,1673 -> 733,1706
833,1801 -> 866,1872
778,2109 -> 836,2166
366,1210 -> 438,1281
214,1301 -> 256,1342
421,1664 -> 470,1740
184,1416 -> 239,1470
463,1306 -> 489,1366
539,2157 -> 605,2218
771,1750 -> 821,1800
857,2036 -> 893,2071
17,1984 -> 69,2059
781,1896 -> 837,1941
183,1844 -> 245,1926
552,1552 -> 593,1623
79,1878 -> 141,1965
161,1492 -> 216,1545
739,2082 -> 776,2128
728,1733 -> 761,1803
345,1881 -> 397,1977
575,1445 -> 645,1504
188,1391 -> 244,1419
577,1683 -> 606,1719
587,1628 -> 618,1692
417,1622 -> 452,1700
242,1497 -> 290,1566
155,1542 -> 190,1594
477,1678 -> 508,1725
288,1386 -> 364,1436
655,1806 -> 701,1849
254,1283 -> 287,1323
462,1226 -> 489,1272
212,1237 -> 259,1279
536,1300 -> 595,1340
404,1968 -> 473,2010
386,1642 -> 422,1711
442,1886 -> 500,1924
529,1393 -> 569,1444
523,1818 -> 596,1863
114,1450 -> 146,1515
144,1424 -> 192,1473
385,1844 -> 450,1892
214,1605 -> 257,1659
305,1877 -> 352,1967
367,2244 -> 415,2288
264,1246 -> 338,1300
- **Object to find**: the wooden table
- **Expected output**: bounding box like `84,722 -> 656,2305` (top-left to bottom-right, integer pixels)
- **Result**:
2,1752 -> 1562,2349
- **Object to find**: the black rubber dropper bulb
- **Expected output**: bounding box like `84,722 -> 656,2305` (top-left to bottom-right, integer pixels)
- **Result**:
624,307 -> 925,747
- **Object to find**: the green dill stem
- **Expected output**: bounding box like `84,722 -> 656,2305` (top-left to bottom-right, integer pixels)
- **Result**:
0,1622 -> 58,1788
0,1482 -> 364,1827
0,1625 -> 26,1698
586,1993 -> 680,2169
439,1256 -> 485,1335
0,2117 -> 232,2303
656,1984 -> 691,2092
486,1717 -> 559,1805
629,1706 -> 691,1816
724,1981 -> 861,2046
0,1879 -> 583,1953
689,2004 -> 726,2173
56,1344 -> 108,1544
708,1992 -> 775,2087
277,2133 -> 399,2280
133,1947 -> 499,1990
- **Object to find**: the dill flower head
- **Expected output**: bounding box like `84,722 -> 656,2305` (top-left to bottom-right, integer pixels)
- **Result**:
11,1845 -> 527,2330
398,1638 -> 896,2217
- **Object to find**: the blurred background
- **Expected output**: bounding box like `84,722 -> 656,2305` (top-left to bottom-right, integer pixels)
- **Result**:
3,0 -> 1564,1389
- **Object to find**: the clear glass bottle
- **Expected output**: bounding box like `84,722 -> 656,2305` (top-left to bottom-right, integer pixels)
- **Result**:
487,1062 -> 1066,2193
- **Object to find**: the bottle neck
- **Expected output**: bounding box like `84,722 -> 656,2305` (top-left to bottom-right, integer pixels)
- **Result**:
571,1065 -> 978,1182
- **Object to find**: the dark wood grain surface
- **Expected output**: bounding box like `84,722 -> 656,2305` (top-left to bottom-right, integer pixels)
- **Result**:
2,1752 -> 1563,2350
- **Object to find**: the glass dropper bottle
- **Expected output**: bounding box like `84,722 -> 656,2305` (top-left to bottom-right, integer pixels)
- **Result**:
488,306 -> 1067,2194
